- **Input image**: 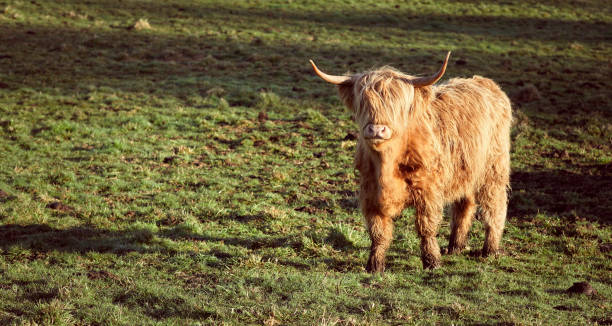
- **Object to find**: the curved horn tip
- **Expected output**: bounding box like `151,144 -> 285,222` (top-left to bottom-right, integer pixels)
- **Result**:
309,59 -> 316,69
441,50 -> 451,71
443,51 -> 451,65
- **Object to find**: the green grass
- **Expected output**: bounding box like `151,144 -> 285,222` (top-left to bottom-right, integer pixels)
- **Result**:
0,0 -> 610,324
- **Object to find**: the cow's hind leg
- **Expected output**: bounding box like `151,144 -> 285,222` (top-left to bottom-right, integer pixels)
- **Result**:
415,203 -> 443,269
477,178 -> 508,257
447,195 -> 476,254
365,214 -> 393,273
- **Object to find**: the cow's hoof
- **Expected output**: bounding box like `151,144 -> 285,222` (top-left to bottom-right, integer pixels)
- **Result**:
481,247 -> 498,257
422,256 -> 441,269
366,256 -> 385,273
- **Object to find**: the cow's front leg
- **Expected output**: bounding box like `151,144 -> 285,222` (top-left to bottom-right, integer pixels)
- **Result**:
365,214 -> 393,273
415,205 -> 443,269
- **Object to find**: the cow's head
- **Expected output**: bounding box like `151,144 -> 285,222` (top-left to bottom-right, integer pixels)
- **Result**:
310,52 -> 450,150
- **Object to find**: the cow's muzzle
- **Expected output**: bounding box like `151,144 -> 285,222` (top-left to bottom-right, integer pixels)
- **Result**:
363,124 -> 392,141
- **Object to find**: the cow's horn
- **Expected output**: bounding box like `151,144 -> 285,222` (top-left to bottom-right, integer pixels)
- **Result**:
411,51 -> 451,87
309,60 -> 351,85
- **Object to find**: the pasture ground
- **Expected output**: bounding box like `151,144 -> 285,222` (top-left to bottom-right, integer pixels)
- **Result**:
0,0 -> 610,324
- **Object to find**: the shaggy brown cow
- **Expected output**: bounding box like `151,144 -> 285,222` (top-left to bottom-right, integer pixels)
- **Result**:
310,52 -> 511,272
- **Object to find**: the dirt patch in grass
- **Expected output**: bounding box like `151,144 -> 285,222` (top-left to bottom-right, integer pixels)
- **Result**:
45,201 -> 74,213
87,270 -> 121,281
566,281 -> 597,296
0,190 -> 15,203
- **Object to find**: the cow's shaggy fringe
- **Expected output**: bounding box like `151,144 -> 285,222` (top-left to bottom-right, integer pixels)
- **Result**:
332,64 -> 512,272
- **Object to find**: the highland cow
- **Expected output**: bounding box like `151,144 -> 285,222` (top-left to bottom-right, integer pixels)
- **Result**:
310,52 -> 511,272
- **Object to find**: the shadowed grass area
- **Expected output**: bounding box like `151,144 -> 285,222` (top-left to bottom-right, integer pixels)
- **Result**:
0,0 -> 610,324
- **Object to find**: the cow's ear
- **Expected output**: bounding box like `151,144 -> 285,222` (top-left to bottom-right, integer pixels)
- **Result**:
337,81 -> 355,111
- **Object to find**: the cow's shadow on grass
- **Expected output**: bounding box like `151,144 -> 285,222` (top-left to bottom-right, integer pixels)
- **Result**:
0,222 -> 363,271
0,223 -> 289,256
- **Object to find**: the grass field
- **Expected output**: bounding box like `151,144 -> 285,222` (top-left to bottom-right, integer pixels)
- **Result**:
0,0 -> 610,324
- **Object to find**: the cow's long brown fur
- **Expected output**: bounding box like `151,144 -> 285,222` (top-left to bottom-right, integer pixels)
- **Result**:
335,66 -> 512,272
